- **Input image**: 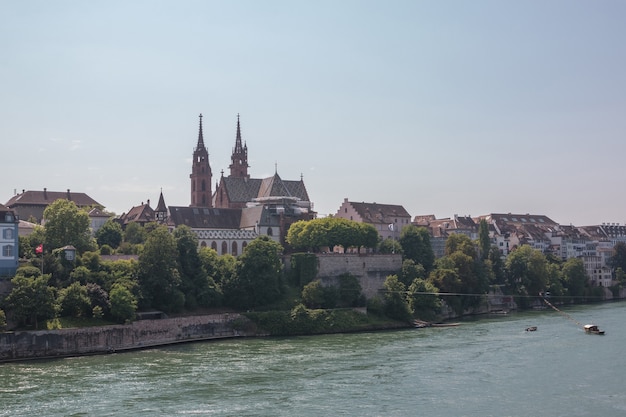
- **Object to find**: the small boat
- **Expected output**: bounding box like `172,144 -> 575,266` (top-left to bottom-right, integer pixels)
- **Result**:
583,324 -> 605,335
525,326 -> 537,332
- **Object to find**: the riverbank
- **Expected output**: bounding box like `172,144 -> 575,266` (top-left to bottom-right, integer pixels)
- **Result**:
0,313 -> 252,363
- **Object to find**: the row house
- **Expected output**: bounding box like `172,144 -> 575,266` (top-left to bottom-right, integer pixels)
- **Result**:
0,204 -> 19,277
413,215 -> 478,258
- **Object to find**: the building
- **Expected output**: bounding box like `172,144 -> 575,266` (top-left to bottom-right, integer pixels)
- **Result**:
5,189 -> 102,224
0,204 -> 19,277
335,199 -> 411,242
413,214 -> 479,258
148,114 -> 315,254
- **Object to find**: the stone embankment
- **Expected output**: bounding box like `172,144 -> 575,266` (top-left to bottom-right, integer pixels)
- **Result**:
0,313 -> 250,363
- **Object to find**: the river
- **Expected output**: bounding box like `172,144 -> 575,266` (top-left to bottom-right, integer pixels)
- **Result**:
1,301 -> 625,417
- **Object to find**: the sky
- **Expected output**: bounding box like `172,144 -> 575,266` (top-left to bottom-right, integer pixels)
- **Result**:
2,1 -> 626,226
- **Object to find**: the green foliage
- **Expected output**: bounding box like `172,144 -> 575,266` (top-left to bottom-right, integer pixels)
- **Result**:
382,275 -> 412,322
399,259 -> 426,287
301,280 -> 326,308
95,219 -> 123,248
561,257 -> 588,298
109,283 -> 137,323
123,222 -> 147,245
399,225 -> 434,272
0,309 -> 6,328
407,278 -> 442,320
58,282 -> 91,318
5,273 -> 57,329
478,219 -> 491,260
245,307 -> 379,336
223,236 -> 284,310
290,252 -> 318,287
505,245 -> 549,308
379,238 -> 402,255
174,226 -> 221,309
337,273 -> 364,307
287,218 -> 379,252
138,226 -> 182,312
43,199 -> 96,253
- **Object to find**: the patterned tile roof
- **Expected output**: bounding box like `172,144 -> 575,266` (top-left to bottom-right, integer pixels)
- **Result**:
222,173 -> 310,203
168,206 -> 242,229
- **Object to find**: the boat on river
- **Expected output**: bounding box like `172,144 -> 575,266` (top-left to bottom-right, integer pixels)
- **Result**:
414,320 -> 460,328
583,324 -> 605,335
525,326 -> 537,332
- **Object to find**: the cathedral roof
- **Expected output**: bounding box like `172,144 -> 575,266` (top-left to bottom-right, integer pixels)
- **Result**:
168,206 -> 242,229
220,173 -> 310,203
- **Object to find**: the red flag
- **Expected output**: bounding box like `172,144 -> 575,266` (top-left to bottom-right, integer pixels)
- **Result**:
35,244 -> 43,254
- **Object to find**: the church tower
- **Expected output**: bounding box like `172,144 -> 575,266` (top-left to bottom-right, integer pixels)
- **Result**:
190,114 -> 212,207
228,114 -> 250,178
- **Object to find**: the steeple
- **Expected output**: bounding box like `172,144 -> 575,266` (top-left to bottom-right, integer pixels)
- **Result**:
190,113 -> 212,207
155,189 -> 168,223
229,113 -> 250,178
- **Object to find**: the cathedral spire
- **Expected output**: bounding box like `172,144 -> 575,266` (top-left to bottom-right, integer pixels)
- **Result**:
190,113 -> 212,207
229,113 -> 250,178
196,113 -> 205,150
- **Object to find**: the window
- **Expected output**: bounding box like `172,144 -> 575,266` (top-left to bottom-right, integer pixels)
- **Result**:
211,241 -> 218,251
3,228 -> 13,239
267,227 -> 273,236
232,241 -> 238,256
2,245 -> 13,257
221,241 -> 228,255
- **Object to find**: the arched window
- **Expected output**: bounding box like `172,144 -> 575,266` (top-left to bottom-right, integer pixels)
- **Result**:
221,241 -> 228,255
200,241 -> 207,248
232,241 -> 238,256
211,241 -> 218,251
242,241 -> 247,252
267,227 -> 273,236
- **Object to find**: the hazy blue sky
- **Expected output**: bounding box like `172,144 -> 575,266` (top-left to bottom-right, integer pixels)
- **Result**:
2,1 -> 625,226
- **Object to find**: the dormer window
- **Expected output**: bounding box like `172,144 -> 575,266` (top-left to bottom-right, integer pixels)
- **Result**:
5,213 -> 13,222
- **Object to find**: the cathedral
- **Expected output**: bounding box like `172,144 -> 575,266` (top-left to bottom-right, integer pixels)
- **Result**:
162,114 -> 315,255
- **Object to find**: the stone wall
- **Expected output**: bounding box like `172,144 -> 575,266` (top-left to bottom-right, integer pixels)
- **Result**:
0,313 -> 247,362
314,253 -> 402,298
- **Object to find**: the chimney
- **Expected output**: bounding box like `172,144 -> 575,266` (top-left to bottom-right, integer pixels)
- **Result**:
67,189 -> 71,200
43,188 -> 48,199
147,199 -> 151,207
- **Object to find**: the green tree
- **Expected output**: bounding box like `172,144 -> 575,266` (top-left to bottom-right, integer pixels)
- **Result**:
174,226 -> 221,309
301,280 -> 326,309
407,278 -> 442,319
109,283 -> 137,323
337,273 -> 363,307
399,225 -> 434,272
609,242 -> 626,273
5,274 -> 57,329
382,275 -> 412,322
123,222 -> 147,245
505,245 -> 549,307
561,257 -> 588,298
399,259 -> 426,287
95,219 -> 123,248
223,236 -> 284,309
379,238 -> 402,255
58,282 -> 91,318
43,199 -> 96,253
138,226 -> 183,312
478,219 -> 491,260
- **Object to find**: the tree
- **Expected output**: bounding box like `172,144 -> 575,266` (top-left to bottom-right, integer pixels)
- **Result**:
123,222 -> 147,245
109,283 -> 137,323
174,226 -> 221,309
561,257 -> 588,298
96,219 -> 123,248
58,282 -> 91,318
337,273 -> 363,307
407,278 -> 442,320
399,259 -> 426,287
43,199 -> 95,253
609,242 -> 626,273
5,274 -> 57,329
286,217 -> 379,252
478,219 -> 491,260
301,280 -> 327,309
382,275 -> 412,322
505,245 -> 549,307
138,226 -> 183,312
223,236 -> 284,309
379,238 -> 402,255
399,225 -> 434,272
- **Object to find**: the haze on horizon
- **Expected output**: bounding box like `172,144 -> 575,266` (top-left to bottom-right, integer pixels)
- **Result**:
2,1 -> 625,227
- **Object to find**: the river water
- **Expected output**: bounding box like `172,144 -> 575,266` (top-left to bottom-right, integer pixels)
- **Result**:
1,301 -> 625,417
